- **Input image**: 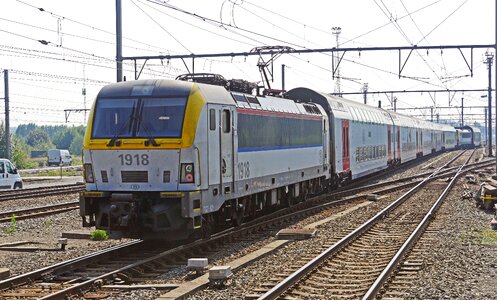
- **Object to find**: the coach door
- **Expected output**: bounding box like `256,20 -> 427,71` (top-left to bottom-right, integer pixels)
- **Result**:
220,107 -> 234,194
416,130 -> 419,154
387,125 -> 392,161
397,128 -> 401,161
342,120 -> 350,171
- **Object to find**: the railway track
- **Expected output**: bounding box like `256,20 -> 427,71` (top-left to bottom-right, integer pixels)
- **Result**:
0,183 -> 83,201
256,150 -> 475,299
0,151 -> 489,299
0,201 -> 79,223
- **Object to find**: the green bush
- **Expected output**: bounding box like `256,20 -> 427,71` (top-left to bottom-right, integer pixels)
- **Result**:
4,214 -> 17,234
90,229 -> 109,241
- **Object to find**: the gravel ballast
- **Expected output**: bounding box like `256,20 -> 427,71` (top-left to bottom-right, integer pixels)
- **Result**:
1,151 -> 495,299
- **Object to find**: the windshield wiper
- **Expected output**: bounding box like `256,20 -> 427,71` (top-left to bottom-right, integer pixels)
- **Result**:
136,102 -> 160,147
107,103 -> 137,147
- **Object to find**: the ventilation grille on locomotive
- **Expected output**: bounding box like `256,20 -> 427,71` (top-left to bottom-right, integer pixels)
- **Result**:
121,171 -> 148,183
101,170 -> 108,183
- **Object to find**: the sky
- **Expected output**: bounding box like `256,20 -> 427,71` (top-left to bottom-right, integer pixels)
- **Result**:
0,0 -> 495,126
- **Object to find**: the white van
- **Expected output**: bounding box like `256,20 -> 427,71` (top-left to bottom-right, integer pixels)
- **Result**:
47,149 -> 72,166
0,159 -> 22,189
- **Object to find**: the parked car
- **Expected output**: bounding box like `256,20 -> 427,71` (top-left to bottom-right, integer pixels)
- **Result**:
47,149 -> 72,166
0,158 -> 22,189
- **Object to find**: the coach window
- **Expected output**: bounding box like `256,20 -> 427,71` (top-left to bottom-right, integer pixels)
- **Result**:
222,110 -> 231,133
209,109 -> 216,131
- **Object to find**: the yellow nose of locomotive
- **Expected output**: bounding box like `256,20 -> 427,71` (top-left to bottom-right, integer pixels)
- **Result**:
79,79 -> 207,239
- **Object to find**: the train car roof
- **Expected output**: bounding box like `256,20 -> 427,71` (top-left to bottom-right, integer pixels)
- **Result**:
286,87 -> 459,131
388,110 -> 449,130
285,87 -> 394,125
439,123 -> 456,132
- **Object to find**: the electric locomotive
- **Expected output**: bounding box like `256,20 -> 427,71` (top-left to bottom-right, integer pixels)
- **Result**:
455,125 -> 482,148
80,73 -> 463,240
80,75 -> 329,239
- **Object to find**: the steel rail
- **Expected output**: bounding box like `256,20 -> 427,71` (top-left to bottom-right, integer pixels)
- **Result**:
0,240 -> 144,290
257,150 -> 474,300
1,151 -> 481,299
9,161 -> 481,299
0,183 -> 83,201
362,151 -> 474,299
0,201 -> 79,222
36,158 -> 470,299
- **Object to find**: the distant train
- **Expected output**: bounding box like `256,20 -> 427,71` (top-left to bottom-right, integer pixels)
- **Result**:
455,125 -> 482,149
79,74 -> 466,239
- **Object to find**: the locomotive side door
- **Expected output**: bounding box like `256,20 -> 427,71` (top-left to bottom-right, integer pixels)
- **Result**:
220,107 -> 234,194
208,106 -> 221,187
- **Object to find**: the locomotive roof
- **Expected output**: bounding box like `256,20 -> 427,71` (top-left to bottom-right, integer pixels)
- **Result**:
456,125 -> 481,133
96,79 -> 235,105
97,79 -> 325,118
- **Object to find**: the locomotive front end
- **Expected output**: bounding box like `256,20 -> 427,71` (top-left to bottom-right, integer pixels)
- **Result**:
80,80 -> 205,239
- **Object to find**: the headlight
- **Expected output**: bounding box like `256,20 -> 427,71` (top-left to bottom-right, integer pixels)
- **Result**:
84,163 -> 95,183
180,163 -> 194,183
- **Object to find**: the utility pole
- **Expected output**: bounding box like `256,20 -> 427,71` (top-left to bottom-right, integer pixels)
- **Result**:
83,65 -> 87,122
3,70 -> 10,160
484,51 -> 494,156
332,26 -> 341,96
281,64 -> 285,91
431,107 -> 434,122
485,107 -> 488,146
393,96 -> 397,112
461,96 -> 464,126
116,0 -> 123,82
363,83 -> 368,105
495,2 -> 497,172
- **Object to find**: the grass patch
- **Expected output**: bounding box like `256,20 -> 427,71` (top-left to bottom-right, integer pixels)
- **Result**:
90,229 -> 109,241
478,228 -> 497,245
27,169 -> 81,177
461,226 -> 497,245
4,214 -> 17,234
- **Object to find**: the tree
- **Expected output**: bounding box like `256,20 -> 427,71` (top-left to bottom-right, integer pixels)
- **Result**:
10,136 -> 33,169
26,129 -> 49,147
0,121 -> 6,157
15,123 -> 36,138
53,128 -> 74,149
69,134 -> 84,156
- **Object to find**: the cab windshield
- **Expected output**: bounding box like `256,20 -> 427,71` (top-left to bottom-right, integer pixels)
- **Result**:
91,97 -> 187,139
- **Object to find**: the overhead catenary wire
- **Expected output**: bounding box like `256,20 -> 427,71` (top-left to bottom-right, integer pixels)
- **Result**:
14,0 -> 169,53
341,0 -> 442,47
0,17 -> 167,54
145,0 -> 308,49
373,0 -> 448,91
136,0 -> 259,48
1,0 -> 490,126
130,0 -> 192,53
228,1 -> 327,48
